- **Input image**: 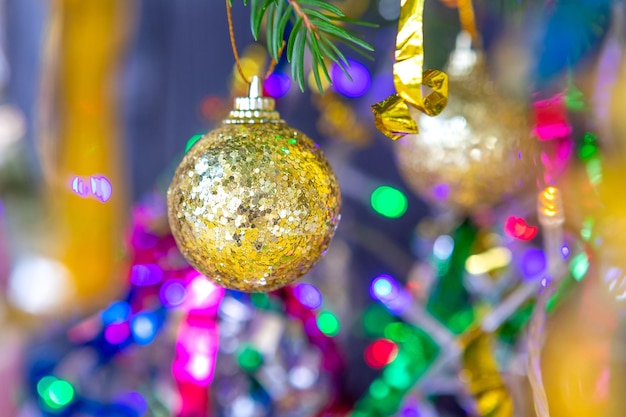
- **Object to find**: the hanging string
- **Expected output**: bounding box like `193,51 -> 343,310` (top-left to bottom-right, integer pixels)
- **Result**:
226,0 -> 251,84
226,0 -> 285,85
265,41 -> 286,80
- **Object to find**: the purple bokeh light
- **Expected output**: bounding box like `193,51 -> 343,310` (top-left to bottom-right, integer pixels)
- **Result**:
264,72 -> 291,98
130,263 -> 163,286
104,321 -> 131,345
115,392 -> 148,416
370,274 -> 410,313
521,248 -> 546,280
432,184 -> 449,201
160,280 -> 187,308
331,60 -> 371,98
294,283 -> 323,309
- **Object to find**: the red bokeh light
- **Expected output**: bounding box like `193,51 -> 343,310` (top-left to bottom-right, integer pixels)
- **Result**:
504,216 -> 538,241
364,339 -> 398,369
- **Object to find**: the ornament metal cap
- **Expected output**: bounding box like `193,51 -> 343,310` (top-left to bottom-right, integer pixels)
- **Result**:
225,76 -> 283,124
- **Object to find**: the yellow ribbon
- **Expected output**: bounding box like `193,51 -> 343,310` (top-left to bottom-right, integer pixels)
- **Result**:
372,0 -> 449,140
45,0 -> 130,308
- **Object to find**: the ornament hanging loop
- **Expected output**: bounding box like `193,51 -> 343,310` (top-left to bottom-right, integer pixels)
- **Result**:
226,0 -> 251,85
226,0 -> 285,86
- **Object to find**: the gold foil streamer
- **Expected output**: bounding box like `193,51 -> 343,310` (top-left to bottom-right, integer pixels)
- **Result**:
460,329 -> 514,417
371,94 -> 418,141
372,0 -> 448,140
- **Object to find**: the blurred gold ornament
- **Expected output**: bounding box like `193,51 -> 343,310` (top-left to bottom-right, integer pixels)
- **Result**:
168,78 -> 341,292
394,37 -> 538,212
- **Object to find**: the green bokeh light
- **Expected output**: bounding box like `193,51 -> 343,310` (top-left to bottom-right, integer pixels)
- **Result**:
237,345 -> 263,372
383,365 -> 411,389
384,322 -> 412,343
369,379 -> 390,399
585,158 -> 603,186
185,134 -> 204,153
581,218 -> 594,241
363,304 -> 396,337
37,376 -> 74,410
37,376 -> 56,398
250,293 -> 271,309
317,311 -> 340,337
370,186 -> 408,219
571,253 -> 589,281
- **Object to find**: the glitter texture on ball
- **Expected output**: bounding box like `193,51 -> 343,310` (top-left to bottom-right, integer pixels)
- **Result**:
168,78 -> 341,292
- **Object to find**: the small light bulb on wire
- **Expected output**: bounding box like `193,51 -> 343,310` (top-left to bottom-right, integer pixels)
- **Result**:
538,186 -> 565,227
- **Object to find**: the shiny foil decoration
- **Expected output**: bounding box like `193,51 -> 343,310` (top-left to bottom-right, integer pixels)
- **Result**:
394,52 -> 539,212
371,0 -> 448,140
168,78 -> 341,292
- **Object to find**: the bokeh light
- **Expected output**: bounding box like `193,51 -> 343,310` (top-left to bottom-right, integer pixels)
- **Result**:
8,255 -> 73,315
116,392 -> 148,416
365,339 -> 398,368
237,345 -> 263,372
316,311 -> 340,337
331,59 -> 371,98
370,274 -> 411,313
384,322 -> 412,343
521,248 -> 546,279
131,313 -> 158,345
371,275 -> 394,299
289,366 -> 318,389
383,364 -> 411,389
101,301 -> 131,324
130,263 -> 163,286
104,321 -> 131,345
371,186 -> 408,219
184,273 -> 224,311
37,376 -> 74,410
250,292 -> 271,309
369,379 -> 390,399
504,216 -> 538,241
465,248 -> 512,275
571,252 -> 589,281
294,283 -> 323,309
433,235 -> 454,260
378,0 -> 400,21
71,175 -> 113,202
264,72 -> 291,98
160,280 -> 187,308
363,304 -> 396,337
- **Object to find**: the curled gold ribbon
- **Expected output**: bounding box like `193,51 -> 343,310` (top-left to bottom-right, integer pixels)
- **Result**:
372,0 -> 449,140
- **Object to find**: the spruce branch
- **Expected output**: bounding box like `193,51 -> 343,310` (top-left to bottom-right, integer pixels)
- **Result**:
231,0 -> 376,93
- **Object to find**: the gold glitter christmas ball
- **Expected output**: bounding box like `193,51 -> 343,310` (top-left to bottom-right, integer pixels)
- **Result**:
395,50 -> 539,212
167,78 -> 341,292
